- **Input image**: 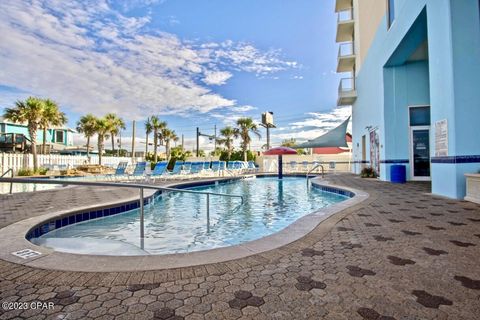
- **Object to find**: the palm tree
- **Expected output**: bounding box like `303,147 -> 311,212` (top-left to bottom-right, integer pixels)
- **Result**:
217,126 -> 239,160
94,117 -> 113,165
105,113 -> 125,156
150,116 -> 167,162
161,128 -> 178,160
3,97 -> 44,170
40,99 -> 67,154
76,114 -> 98,159
144,117 -> 153,156
236,117 -> 261,161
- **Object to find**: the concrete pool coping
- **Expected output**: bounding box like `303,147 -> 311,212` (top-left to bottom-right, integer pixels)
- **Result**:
0,176 -> 369,272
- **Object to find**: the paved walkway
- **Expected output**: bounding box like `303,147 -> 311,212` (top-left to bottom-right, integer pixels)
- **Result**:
0,175 -> 479,319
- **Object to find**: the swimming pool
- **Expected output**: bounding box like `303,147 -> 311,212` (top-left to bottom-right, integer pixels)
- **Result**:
32,177 -> 349,255
0,181 -> 63,194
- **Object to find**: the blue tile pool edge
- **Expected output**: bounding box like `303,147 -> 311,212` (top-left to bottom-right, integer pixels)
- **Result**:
25,176 -> 354,241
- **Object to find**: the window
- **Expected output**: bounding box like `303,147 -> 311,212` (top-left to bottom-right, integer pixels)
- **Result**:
55,130 -> 65,143
387,0 -> 395,29
409,106 -> 430,126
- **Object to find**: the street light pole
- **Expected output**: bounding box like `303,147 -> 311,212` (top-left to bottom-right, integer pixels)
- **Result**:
196,127 -> 199,157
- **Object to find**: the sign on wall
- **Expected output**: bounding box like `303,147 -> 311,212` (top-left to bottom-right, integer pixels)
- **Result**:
369,129 -> 380,176
434,119 -> 448,157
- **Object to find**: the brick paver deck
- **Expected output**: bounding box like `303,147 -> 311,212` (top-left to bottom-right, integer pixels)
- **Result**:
1,174 -> 479,319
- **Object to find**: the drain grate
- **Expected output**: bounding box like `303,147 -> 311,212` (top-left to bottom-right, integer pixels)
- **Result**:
11,249 -> 42,259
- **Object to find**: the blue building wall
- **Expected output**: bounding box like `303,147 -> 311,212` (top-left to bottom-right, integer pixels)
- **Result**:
352,0 -> 480,199
1,123 -> 72,146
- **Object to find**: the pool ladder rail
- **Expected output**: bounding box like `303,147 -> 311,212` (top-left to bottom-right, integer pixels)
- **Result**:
0,177 -> 245,247
307,164 -> 325,180
0,169 -> 14,194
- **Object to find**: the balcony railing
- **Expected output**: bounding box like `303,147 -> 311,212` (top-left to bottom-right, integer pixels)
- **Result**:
338,77 -> 356,93
337,8 -> 354,23
338,42 -> 355,58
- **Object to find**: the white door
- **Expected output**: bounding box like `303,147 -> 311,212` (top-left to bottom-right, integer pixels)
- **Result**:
409,126 -> 431,181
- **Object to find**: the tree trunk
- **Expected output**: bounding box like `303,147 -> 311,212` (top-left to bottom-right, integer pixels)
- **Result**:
111,134 -> 115,154
86,136 -> 90,161
153,130 -> 158,163
145,133 -> 148,155
29,125 -> 38,171
98,135 -> 103,165
166,141 -> 170,160
42,127 -> 47,155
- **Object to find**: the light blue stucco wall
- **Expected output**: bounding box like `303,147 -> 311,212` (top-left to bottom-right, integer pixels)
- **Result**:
2,123 -> 71,146
352,0 -> 480,199
383,60 -> 430,181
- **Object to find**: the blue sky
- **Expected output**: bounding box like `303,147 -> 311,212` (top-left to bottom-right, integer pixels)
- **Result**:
0,0 -> 351,151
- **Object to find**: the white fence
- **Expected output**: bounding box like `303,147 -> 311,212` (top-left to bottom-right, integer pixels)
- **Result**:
257,154 -> 353,173
0,153 -> 141,174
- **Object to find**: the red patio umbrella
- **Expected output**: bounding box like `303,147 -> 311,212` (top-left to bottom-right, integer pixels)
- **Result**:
264,147 -> 297,178
263,147 -> 298,155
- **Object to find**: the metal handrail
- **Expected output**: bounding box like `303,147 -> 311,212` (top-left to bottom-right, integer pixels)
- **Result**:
307,164 -> 325,179
0,177 -> 244,240
0,169 -> 14,194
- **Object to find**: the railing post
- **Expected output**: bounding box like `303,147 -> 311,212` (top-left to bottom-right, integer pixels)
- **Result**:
139,187 -> 145,241
206,193 -> 210,232
9,169 -> 13,195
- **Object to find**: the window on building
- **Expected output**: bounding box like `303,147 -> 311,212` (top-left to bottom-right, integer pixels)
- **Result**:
409,106 -> 431,126
55,130 -> 65,143
387,0 -> 395,29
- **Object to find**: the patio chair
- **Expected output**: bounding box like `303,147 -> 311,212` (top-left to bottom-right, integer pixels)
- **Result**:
128,161 -> 149,180
182,161 -> 192,175
301,161 -> 309,172
105,161 -> 129,180
148,161 -> 168,182
163,160 -> 184,179
288,161 -> 298,173
247,161 -> 258,173
188,162 -> 204,178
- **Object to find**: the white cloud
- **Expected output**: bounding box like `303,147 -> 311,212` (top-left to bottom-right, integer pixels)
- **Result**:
202,71 -> 233,85
234,105 -> 257,112
0,0 -> 297,119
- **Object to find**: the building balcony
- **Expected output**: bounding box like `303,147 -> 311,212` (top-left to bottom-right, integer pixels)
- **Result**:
337,42 -> 356,73
336,8 -> 354,42
337,77 -> 357,106
335,0 -> 353,12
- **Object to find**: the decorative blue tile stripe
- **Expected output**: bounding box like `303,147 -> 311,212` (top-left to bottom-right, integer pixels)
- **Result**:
380,159 -> 409,164
431,155 -> 480,164
26,193 -> 153,241
311,184 -> 355,198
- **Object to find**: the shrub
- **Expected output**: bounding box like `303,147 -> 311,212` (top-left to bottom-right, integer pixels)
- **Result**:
219,150 -> 256,162
37,167 -> 49,175
17,168 -> 33,176
360,167 -> 377,178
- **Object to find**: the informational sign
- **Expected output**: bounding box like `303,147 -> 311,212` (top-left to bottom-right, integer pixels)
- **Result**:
434,119 -> 448,157
261,112 -> 274,126
369,129 -> 380,176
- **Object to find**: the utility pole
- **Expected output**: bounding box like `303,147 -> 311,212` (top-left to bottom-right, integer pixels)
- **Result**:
196,127 -> 199,157
260,112 -> 276,150
214,124 -> 217,153
131,120 -> 136,161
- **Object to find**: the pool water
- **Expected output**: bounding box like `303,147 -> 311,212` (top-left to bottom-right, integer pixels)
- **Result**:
33,177 -> 348,255
0,182 -> 62,194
